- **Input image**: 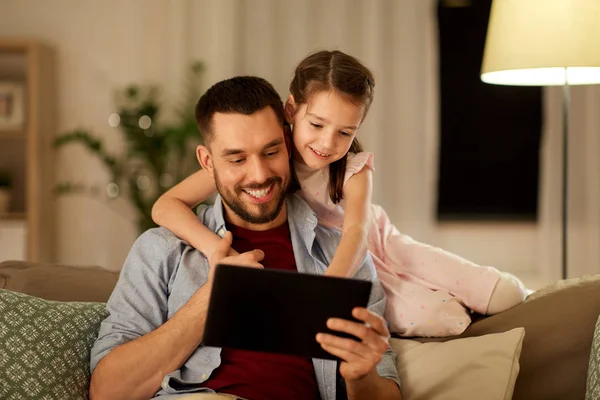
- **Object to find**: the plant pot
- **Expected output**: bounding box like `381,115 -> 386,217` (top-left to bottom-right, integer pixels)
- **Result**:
0,188 -> 11,213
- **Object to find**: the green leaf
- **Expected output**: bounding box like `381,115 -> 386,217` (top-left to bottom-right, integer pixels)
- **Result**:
53,182 -> 86,195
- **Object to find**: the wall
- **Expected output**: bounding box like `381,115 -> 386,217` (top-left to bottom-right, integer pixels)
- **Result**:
0,0 -> 598,284
0,0 -> 176,269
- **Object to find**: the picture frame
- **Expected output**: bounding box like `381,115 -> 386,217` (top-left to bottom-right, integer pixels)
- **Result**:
0,82 -> 26,131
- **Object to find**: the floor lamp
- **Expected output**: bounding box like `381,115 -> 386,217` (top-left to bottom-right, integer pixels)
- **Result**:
480,0 -> 600,279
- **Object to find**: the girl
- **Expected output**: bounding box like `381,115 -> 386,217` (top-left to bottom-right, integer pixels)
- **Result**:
152,50 -> 527,337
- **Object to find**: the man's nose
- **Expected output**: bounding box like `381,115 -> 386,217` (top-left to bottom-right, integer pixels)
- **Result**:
247,157 -> 269,183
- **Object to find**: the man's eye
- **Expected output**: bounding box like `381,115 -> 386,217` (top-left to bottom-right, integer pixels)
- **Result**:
230,159 -> 245,164
265,150 -> 279,157
310,122 -> 323,129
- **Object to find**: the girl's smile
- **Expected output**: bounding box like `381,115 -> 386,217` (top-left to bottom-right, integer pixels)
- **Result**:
287,90 -> 364,170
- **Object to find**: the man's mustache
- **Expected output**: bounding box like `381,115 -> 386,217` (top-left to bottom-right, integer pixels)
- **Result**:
239,177 -> 282,191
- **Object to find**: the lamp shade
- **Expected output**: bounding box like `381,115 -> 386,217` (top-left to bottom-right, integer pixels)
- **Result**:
481,0 -> 600,86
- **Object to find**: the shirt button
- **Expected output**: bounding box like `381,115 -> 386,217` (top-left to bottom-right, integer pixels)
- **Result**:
201,373 -> 207,380
217,228 -> 226,237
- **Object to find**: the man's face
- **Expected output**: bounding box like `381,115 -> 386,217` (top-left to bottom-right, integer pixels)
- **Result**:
198,107 -> 291,230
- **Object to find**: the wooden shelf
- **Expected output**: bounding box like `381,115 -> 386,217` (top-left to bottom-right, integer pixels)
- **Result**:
0,39 -> 55,262
0,130 -> 26,139
0,212 -> 26,221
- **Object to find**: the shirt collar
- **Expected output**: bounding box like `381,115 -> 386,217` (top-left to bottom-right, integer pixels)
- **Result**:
212,194 -> 228,238
211,193 -> 318,238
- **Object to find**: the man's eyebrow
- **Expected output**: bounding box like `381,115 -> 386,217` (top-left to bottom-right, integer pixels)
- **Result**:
220,138 -> 284,157
306,112 -> 359,130
262,138 -> 284,150
221,148 -> 245,157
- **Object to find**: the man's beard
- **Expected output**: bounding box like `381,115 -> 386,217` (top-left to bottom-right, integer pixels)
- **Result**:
214,171 -> 289,225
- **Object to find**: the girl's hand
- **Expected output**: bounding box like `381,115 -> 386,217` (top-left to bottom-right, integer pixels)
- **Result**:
226,247 -> 240,257
208,232 -> 264,282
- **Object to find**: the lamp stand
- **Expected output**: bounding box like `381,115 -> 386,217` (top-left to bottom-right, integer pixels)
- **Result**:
561,75 -> 570,280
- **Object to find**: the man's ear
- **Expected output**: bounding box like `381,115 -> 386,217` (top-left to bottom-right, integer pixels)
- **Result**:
284,95 -> 297,124
283,124 -> 293,158
196,145 -> 214,177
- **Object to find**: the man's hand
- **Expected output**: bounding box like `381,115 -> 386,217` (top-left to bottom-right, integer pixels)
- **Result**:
316,307 -> 390,382
208,231 -> 265,281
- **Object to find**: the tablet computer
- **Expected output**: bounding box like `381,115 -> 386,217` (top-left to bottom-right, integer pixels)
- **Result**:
202,264 -> 373,360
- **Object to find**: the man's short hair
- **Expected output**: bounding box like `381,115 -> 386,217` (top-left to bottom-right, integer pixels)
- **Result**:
195,76 -> 286,145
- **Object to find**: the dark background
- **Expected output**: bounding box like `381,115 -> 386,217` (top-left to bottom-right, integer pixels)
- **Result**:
436,0 -> 542,221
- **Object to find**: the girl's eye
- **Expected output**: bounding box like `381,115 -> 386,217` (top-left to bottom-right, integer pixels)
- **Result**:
310,122 -> 323,129
340,131 -> 351,137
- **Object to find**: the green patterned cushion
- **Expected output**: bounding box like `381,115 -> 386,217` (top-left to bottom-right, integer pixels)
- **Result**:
0,289 -> 108,400
586,313 -> 600,400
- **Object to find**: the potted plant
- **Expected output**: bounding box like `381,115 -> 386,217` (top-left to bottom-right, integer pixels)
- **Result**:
53,62 -> 206,233
0,170 -> 11,214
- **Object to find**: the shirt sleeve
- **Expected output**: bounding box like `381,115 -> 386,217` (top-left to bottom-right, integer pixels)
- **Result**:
343,152 -> 375,186
353,252 -> 401,389
89,228 -> 182,372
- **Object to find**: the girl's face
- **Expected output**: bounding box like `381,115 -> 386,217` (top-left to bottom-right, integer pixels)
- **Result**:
286,90 -> 365,170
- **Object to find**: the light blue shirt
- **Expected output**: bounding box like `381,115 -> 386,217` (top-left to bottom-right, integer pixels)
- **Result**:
90,194 -> 400,399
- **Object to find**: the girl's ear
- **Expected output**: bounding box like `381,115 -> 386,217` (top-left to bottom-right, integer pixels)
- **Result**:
284,95 -> 297,124
196,145 -> 214,177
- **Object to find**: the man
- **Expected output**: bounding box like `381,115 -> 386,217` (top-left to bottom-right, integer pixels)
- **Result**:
89,76 -> 401,400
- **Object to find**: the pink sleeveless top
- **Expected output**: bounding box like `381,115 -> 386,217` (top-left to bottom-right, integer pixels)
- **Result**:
294,152 -> 374,230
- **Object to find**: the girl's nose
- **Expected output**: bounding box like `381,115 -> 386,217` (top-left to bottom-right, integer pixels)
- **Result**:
320,131 -> 336,151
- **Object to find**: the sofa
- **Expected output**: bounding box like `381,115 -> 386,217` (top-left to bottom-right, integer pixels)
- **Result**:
1,259 -> 599,400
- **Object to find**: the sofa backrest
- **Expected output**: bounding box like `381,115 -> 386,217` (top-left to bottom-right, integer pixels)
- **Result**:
0,260 -> 119,302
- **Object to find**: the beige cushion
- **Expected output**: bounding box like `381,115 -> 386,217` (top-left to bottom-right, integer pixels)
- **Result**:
413,274 -> 600,400
391,327 -> 525,400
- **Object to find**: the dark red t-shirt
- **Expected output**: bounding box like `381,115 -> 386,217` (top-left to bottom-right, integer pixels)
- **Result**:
201,222 -> 320,400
